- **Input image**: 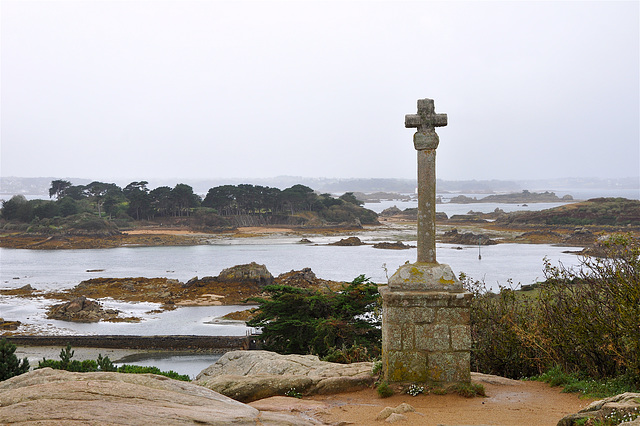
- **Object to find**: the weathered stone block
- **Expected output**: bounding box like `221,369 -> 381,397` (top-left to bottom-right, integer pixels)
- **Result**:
401,324 -> 415,351
381,288 -> 462,308
412,307 -> 435,324
386,324 -> 403,351
436,307 -> 470,325
415,324 -> 450,352
386,351 -> 429,383
450,325 -> 471,351
448,292 -> 473,307
428,352 -> 471,383
388,263 -> 462,292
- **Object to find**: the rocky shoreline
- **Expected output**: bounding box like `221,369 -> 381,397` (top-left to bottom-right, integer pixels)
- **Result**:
1,220 -> 635,251
0,265 -> 347,334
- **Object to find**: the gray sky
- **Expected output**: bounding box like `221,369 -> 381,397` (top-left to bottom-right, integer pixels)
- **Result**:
1,0 -> 638,182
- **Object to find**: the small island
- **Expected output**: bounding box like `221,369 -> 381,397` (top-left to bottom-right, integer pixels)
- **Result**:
448,190 -> 573,204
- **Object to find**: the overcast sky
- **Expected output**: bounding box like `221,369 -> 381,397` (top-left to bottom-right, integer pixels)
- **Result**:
1,1 -> 638,183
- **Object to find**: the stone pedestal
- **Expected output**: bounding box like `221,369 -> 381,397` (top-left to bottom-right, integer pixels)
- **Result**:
381,262 -> 472,385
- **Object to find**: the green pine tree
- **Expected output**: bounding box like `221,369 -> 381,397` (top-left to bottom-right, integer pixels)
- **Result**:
0,338 -> 30,381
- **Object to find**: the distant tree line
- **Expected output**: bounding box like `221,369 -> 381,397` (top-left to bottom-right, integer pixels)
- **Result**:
1,180 -> 201,222
201,183 -> 364,216
1,180 -> 377,225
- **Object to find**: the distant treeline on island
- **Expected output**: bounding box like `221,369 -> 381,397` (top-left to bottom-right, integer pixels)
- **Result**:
0,180 -> 378,231
447,190 -> 574,204
350,190 -> 574,204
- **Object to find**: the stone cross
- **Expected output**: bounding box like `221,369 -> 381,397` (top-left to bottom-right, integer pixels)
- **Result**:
405,98 -> 447,264
381,98 -> 470,386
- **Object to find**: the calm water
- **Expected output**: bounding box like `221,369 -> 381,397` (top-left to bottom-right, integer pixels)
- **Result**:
1,241 -> 580,292
114,352 -> 223,380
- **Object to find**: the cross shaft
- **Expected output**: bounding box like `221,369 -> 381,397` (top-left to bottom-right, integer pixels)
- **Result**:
405,98 -> 447,263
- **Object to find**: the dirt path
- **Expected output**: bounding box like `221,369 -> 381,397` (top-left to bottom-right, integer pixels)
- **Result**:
303,373 -> 593,425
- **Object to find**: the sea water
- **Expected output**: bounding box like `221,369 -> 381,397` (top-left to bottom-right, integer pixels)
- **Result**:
1,241 -> 579,292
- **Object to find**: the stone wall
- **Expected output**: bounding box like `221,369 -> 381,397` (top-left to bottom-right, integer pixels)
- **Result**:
6,335 -> 248,351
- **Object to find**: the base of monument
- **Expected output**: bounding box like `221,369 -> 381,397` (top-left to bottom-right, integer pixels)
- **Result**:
380,286 -> 472,385
387,262 -> 463,292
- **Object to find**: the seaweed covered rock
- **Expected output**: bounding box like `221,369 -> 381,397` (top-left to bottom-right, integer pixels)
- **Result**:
372,241 -> 414,250
46,296 -> 119,323
329,236 -> 366,246
441,228 -> 497,245
0,318 -> 21,331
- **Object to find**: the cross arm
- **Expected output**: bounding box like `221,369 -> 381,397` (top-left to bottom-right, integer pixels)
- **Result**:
404,113 -> 448,129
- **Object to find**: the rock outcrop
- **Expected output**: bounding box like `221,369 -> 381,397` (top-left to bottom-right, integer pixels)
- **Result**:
46,296 -> 121,322
40,266 -> 346,308
372,241 -> 415,250
0,368 -> 317,425
441,228 -> 498,245
184,262 -> 273,290
557,392 -> 640,426
329,236 -> 366,246
216,262 -> 274,286
195,350 -> 375,402
563,228 -> 597,246
0,318 -> 21,331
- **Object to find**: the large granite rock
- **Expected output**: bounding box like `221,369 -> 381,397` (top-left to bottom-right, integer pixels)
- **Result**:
184,262 -> 274,288
0,368 -> 316,425
46,296 -> 120,322
557,392 -> 640,426
329,236 -> 366,246
216,262 -> 274,285
195,350 -> 375,402
441,228 -> 497,245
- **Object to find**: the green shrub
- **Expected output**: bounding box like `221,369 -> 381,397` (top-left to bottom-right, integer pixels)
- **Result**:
59,343 -> 74,368
115,364 -> 189,381
322,344 -> 375,363
537,235 -> 640,381
464,234 -> 640,393
97,353 -> 117,372
376,381 -> 394,398
372,360 -> 383,376
36,344 -> 190,381
247,275 -> 381,361
534,367 -> 639,398
0,338 -> 30,381
462,275 -> 543,378
284,387 -> 303,398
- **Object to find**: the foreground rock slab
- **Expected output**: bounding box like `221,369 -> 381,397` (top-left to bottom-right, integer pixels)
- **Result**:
557,392 -> 640,426
0,368 -> 317,425
195,350 -> 375,402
